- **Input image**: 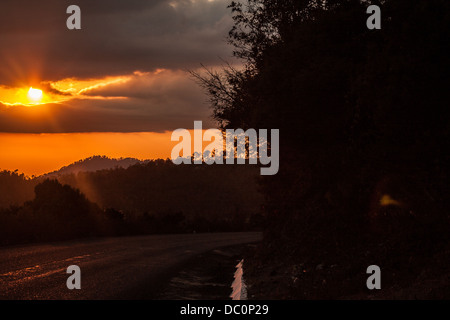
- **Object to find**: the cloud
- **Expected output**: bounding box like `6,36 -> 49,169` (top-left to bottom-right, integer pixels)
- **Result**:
0,0 -> 234,85
0,69 -> 216,133
0,0 -> 234,133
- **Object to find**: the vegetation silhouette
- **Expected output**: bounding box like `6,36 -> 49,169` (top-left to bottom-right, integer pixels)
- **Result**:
43,155 -> 146,177
193,0 -> 450,298
0,159 -> 263,245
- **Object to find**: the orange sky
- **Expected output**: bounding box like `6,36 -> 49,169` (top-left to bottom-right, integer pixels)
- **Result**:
0,130 -> 214,177
0,132 -> 175,177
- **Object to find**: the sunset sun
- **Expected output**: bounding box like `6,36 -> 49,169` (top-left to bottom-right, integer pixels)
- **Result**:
27,87 -> 43,102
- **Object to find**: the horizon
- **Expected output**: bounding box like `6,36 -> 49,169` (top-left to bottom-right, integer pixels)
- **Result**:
0,130 -> 216,177
3,154 -> 155,178
0,132 -> 174,176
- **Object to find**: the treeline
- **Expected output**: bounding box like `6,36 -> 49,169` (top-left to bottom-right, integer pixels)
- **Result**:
0,179 -> 105,244
0,170 -> 36,208
56,159 -> 263,221
0,160 -> 264,245
196,0 -> 450,298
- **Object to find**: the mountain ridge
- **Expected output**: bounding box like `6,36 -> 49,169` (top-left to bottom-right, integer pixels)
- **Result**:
42,155 -> 148,178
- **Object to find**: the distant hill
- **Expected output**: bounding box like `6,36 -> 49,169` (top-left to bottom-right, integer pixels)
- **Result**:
42,156 -> 147,178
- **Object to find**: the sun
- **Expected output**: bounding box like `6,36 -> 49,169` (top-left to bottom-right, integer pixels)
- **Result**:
27,87 -> 43,102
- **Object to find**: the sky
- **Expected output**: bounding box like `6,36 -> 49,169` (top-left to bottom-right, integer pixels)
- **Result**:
0,0 -> 235,176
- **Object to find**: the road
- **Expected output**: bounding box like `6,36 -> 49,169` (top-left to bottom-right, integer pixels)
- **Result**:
0,232 -> 261,300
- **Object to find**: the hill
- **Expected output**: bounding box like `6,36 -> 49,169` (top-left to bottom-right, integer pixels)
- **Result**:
42,155 -> 147,178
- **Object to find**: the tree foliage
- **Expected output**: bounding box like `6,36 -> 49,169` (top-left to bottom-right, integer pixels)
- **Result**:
0,160 -> 264,245
195,0 -> 450,267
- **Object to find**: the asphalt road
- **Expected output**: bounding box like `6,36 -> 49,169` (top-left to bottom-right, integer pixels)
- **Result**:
0,232 -> 261,300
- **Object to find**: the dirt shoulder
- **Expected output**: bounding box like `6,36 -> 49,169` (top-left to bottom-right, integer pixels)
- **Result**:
244,241 -> 450,300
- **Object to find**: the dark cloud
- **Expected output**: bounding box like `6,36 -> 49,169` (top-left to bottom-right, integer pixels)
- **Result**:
0,99 -> 215,133
0,0 -> 234,85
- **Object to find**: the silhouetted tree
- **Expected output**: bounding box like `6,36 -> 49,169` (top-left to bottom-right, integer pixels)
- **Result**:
194,0 -> 450,270
0,170 -> 36,208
